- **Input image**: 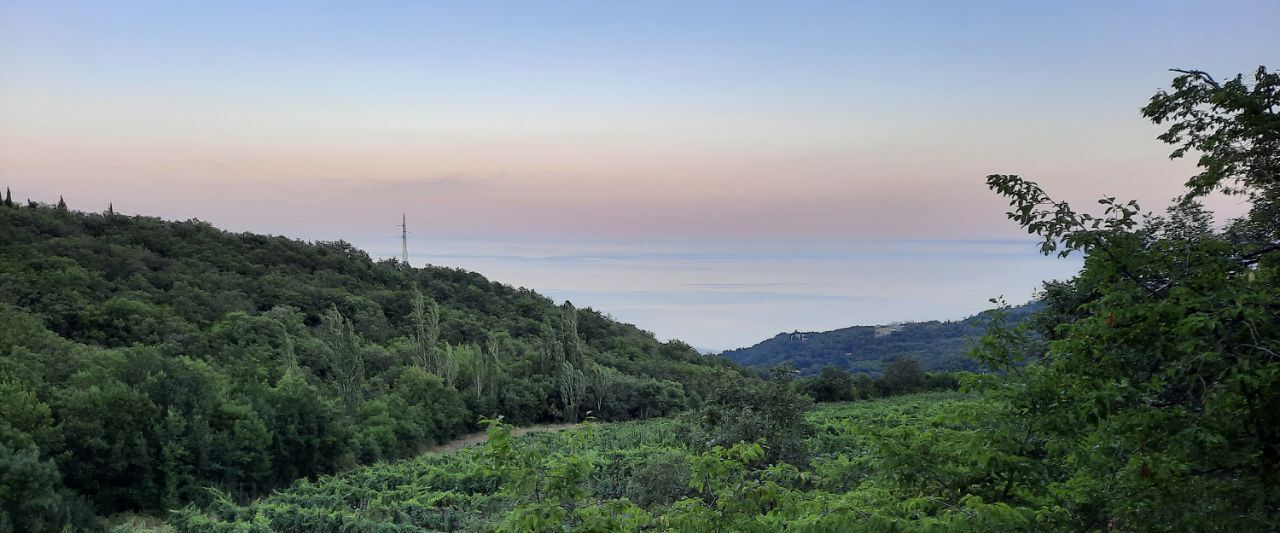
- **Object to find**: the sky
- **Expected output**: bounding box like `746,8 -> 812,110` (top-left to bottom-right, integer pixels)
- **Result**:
2,1 -> 1277,350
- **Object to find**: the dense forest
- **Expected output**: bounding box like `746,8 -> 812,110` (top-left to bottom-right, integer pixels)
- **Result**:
0,199 -> 745,529
164,65 -> 1278,532
2,66 -> 1277,532
721,302 -> 1041,375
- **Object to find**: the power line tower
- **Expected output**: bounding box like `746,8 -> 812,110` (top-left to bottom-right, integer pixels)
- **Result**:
398,213 -> 409,267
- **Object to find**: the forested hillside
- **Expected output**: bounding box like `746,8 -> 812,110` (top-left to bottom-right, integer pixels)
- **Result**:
2,65 -> 1277,532
722,302 -> 1040,375
162,65 -> 1280,532
0,202 -> 743,528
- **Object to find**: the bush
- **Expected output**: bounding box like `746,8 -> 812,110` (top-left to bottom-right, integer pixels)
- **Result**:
679,368 -> 813,466
624,452 -> 691,508
802,366 -> 857,402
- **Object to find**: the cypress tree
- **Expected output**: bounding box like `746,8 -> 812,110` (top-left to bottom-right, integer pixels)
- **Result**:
56,196 -> 68,212
4,187 -> 11,207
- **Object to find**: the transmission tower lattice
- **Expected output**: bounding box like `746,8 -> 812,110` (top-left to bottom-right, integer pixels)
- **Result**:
399,213 -> 409,267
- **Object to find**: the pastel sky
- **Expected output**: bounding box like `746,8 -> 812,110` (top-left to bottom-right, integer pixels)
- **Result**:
2,1 -> 1277,349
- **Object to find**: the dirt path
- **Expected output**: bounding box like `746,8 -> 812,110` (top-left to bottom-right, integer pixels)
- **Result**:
423,423 -> 578,454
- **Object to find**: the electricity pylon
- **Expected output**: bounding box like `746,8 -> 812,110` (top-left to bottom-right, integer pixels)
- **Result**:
399,213 -> 409,267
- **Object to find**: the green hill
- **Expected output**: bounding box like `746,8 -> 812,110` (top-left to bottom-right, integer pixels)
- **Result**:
0,200 -> 743,524
721,303 -> 1040,375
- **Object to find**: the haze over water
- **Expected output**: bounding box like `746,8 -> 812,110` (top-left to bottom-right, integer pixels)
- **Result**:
3,1 -> 1276,349
379,237 -> 1080,352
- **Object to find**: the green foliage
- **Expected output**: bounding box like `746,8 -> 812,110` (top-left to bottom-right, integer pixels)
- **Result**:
799,362 -> 960,404
975,66 -> 1280,530
0,203 -> 742,525
723,303 -> 1041,375
623,451 -> 690,508
175,394 -> 1045,531
9,65 -> 1278,531
168,417 -> 681,531
0,421 -> 69,533
879,357 -> 926,396
189,384 -> 1268,530
1142,67 -> 1280,204
482,418 -> 654,531
801,366 -> 857,402
680,367 -> 814,466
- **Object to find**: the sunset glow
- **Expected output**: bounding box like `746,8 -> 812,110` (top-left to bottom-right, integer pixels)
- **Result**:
2,1 -> 1276,347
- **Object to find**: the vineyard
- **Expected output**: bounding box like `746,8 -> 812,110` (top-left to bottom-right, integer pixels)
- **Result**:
3,65 -> 1277,532
167,392 -> 1029,531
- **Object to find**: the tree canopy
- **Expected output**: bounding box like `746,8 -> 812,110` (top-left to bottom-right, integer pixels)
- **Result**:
973,65 -> 1280,530
0,201 -> 745,528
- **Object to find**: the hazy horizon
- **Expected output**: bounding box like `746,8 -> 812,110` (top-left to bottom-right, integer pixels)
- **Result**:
381,234 -> 1080,351
3,1 -> 1276,348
